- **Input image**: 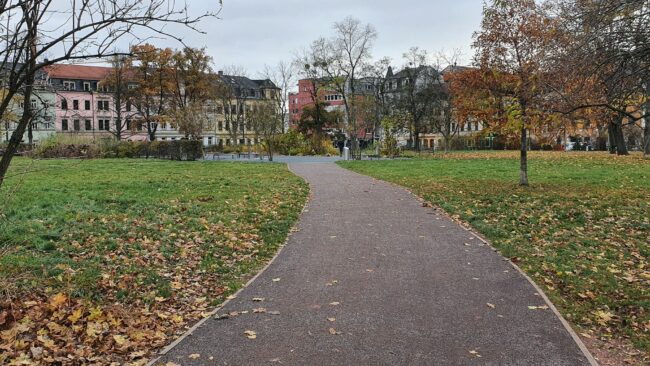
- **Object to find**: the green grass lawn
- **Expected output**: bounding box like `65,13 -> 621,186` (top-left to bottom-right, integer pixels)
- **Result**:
0,158 -> 307,364
340,152 -> 649,358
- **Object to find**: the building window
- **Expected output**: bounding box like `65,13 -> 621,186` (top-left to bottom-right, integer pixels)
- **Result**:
475,122 -> 479,131
97,100 -> 109,111
85,120 -> 92,130
136,121 -> 143,131
61,119 -> 68,131
208,137 -> 213,145
218,121 -> 223,131
126,101 -> 132,112
73,120 -> 80,131
63,81 -> 75,90
239,138 -> 245,145
85,100 -> 90,110
61,99 -> 68,110
83,82 -> 91,91
73,100 -> 79,110
126,119 -> 132,130
98,119 -> 110,131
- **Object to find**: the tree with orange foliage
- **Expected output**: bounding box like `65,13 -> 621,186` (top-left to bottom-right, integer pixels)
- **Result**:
473,0 -> 560,185
129,45 -> 175,141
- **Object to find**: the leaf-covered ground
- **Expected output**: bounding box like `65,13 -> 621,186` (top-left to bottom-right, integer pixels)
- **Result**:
341,152 -> 649,363
0,159 -> 308,365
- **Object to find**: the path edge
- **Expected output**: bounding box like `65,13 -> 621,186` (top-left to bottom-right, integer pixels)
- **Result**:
146,165 -> 312,366
341,167 -> 600,366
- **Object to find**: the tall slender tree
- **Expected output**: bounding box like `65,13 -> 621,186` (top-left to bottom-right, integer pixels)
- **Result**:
474,0 -> 558,186
303,16 -> 377,159
100,56 -> 134,141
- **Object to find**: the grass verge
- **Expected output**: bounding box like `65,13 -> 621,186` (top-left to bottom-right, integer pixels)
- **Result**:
340,151 -> 649,363
0,158 -> 308,365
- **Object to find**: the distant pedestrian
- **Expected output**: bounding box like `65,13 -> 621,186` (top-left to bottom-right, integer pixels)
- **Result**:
337,140 -> 344,156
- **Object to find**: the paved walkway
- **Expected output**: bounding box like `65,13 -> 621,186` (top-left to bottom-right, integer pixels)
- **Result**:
155,163 -> 594,366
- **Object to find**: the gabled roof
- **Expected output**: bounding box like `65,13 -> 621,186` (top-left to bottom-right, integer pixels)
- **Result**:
45,64 -> 111,81
252,79 -> 279,89
217,74 -> 278,91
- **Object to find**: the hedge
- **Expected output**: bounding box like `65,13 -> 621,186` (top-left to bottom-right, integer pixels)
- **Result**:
34,140 -> 204,161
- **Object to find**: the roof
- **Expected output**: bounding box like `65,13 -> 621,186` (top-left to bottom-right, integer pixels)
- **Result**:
45,64 -> 112,81
217,74 -> 278,91
441,65 -> 474,74
388,65 -> 439,80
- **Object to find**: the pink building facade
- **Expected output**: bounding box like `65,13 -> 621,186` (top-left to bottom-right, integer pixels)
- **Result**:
48,64 -> 145,141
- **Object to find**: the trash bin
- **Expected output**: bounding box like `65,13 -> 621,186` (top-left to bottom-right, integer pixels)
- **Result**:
343,147 -> 350,161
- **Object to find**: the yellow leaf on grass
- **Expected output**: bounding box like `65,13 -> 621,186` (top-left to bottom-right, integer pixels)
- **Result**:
68,308 -> 83,324
595,310 -> 614,326
49,293 -> 67,308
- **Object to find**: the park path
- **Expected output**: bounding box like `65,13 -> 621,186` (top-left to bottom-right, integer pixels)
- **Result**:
155,163 -> 595,366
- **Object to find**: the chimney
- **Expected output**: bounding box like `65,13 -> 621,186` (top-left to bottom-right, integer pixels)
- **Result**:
218,70 -> 224,76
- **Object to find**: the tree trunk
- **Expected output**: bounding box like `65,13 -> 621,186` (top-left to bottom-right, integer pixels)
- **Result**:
643,117 -> 650,157
608,122 -> 617,154
0,6 -> 36,188
0,74 -> 35,188
613,117 -> 628,156
27,120 -> 33,146
520,125 -> 529,186
267,141 -> 274,162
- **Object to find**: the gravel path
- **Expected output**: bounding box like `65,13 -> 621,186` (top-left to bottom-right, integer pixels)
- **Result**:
154,163 -> 595,366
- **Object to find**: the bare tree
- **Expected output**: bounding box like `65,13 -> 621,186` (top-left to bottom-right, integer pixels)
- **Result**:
100,55 -> 136,141
304,16 -> 377,159
248,102 -> 283,161
262,61 -> 296,134
363,57 -> 392,147
0,0 -> 220,187
393,47 -> 443,151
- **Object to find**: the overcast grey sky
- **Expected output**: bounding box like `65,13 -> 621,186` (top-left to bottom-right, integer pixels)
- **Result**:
162,0 -> 483,76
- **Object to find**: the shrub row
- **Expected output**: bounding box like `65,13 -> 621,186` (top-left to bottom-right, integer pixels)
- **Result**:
34,139 -> 204,161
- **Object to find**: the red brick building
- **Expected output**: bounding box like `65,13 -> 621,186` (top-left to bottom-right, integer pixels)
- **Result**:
288,79 -> 346,129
